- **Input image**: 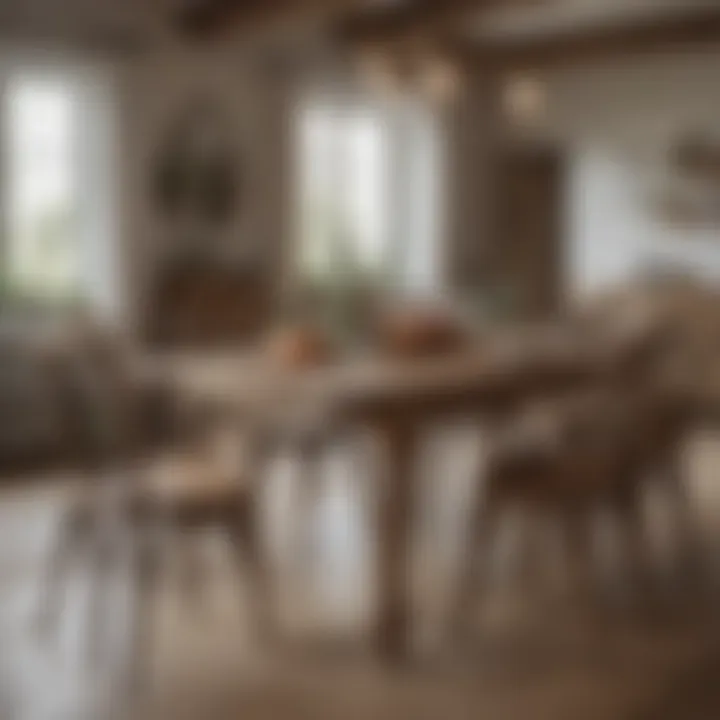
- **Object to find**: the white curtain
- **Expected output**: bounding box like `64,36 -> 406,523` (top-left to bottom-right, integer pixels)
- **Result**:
296,91 -> 444,294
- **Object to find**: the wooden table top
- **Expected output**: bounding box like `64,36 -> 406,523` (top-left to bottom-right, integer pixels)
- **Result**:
143,336 -> 605,428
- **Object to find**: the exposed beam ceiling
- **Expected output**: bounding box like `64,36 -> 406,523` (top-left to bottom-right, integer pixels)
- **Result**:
173,0 -> 366,38
477,6 -> 720,71
168,0 -> 720,74
175,0 -> 288,36
336,0 -> 541,45
172,0 -> 543,41
473,0 -> 720,41
0,0 -> 174,54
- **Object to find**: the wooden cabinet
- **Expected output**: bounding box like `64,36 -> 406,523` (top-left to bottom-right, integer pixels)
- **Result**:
147,258 -> 273,348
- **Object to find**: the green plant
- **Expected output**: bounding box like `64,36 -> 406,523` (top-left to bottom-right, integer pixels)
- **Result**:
291,207 -> 385,347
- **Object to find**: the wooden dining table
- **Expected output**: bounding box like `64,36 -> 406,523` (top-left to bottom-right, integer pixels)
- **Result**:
143,335 -> 606,662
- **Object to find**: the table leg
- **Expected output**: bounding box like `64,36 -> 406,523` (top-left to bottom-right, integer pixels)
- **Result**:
295,436 -> 325,578
376,417 -> 418,662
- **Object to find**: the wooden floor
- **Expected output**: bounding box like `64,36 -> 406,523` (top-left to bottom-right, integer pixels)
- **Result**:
3,427 -> 720,720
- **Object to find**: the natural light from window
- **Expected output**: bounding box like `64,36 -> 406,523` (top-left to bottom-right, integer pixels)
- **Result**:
296,95 -> 442,294
5,77 -> 80,299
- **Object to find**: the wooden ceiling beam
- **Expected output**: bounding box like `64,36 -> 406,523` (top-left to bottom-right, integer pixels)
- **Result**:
472,8 -> 720,72
335,0 -> 543,46
174,0 -> 365,39
174,0 -> 288,37
172,0 -> 720,70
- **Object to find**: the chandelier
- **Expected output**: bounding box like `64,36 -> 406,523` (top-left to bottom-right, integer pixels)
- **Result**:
356,41 -> 463,104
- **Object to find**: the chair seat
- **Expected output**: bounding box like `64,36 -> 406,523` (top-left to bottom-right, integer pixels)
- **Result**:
129,455 -> 253,528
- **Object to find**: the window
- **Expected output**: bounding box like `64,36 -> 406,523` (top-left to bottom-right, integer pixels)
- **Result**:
295,94 -> 443,293
5,78 -> 80,298
297,103 -> 388,279
1,66 -> 117,314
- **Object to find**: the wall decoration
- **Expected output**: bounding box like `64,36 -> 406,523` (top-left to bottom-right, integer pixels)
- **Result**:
147,96 -> 273,347
153,98 -> 242,237
654,134 -> 720,228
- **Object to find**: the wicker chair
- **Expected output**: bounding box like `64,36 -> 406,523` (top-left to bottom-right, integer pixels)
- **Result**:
35,322 -> 273,692
451,314 -> 704,637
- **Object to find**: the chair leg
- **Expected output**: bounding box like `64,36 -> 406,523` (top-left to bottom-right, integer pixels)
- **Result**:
661,451 -> 705,588
514,510 -> 553,596
607,489 -> 655,608
227,492 -> 276,644
35,506 -> 91,639
560,509 -> 599,614
126,518 -> 162,696
295,441 -> 325,578
86,517 -> 125,667
178,530 -> 208,616
449,491 -> 502,641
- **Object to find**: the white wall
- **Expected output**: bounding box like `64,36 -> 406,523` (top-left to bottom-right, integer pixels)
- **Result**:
507,51 -> 720,297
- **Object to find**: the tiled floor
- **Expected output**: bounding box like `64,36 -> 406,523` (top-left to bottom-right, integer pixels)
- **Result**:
2,427 -> 720,720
